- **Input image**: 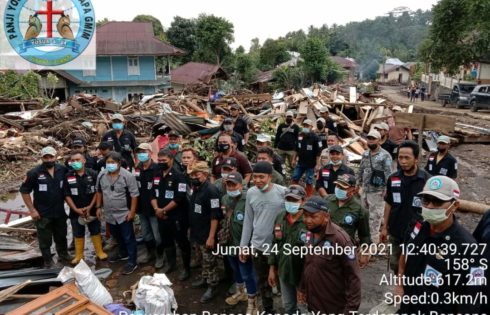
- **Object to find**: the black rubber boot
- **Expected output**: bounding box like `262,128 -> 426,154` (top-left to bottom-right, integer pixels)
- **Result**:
162,247 -> 177,274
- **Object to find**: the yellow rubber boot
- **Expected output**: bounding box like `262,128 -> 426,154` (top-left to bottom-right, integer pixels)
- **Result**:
71,237 -> 85,265
91,234 -> 108,260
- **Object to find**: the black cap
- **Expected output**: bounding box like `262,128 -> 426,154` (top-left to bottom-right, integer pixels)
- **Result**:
253,161 -> 273,174
285,185 -> 306,200
225,171 -> 243,184
334,174 -> 356,188
168,130 -> 180,137
301,196 -> 330,213
72,138 -> 86,147
221,157 -> 237,169
98,141 -> 113,150
329,145 -> 343,154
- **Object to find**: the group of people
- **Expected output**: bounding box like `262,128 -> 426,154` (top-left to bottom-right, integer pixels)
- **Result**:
407,83 -> 426,102
20,106 -> 488,314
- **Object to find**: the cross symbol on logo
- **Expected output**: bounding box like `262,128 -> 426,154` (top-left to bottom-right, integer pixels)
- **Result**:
36,0 -> 65,38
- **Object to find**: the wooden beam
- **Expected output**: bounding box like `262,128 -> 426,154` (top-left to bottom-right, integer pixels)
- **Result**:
394,112 -> 456,133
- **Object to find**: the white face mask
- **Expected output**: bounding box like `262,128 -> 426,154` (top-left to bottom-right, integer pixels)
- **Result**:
421,201 -> 455,225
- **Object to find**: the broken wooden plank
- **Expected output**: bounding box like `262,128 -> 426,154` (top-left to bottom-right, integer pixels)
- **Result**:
394,112 -> 456,134
0,116 -> 24,131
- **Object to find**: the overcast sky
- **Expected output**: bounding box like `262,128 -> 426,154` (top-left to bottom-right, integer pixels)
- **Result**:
95,0 -> 438,49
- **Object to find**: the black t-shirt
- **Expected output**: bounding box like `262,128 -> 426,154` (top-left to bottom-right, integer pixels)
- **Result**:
296,132 -> 322,168
134,161 -> 158,216
272,153 -> 284,175
152,166 -> 188,220
381,139 -> 398,161
274,123 -> 300,151
100,129 -> 137,168
64,168 -> 98,218
188,180 -> 223,245
425,152 -> 458,179
384,169 -> 431,239
400,220 -> 483,315
20,164 -> 68,218
315,163 -> 355,194
233,117 -> 249,138
64,153 -> 97,171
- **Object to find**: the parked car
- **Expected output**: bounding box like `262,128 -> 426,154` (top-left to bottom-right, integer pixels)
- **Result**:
470,84 -> 490,112
438,83 -> 477,109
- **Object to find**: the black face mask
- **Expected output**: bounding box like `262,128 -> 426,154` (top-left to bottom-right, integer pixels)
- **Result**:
308,224 -> 325,234
158,162 -> 170,171
43,161 -> 55,169
437,147 -> 447,153
191,178 -> 202,187
286,118 -> 293,124
317,123 -> 324,130
218,144 -> 230,152
368,143 -> 378,150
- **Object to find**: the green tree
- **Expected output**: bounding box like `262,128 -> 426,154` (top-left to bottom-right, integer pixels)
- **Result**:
133,15 -> 166,41
167,16 -> 197,63
259,39 -> 290,71
193,14 -> 234,65
419,0 -> 490,74
235,50 -> 258,84
272,66 -> 306,90
301,37 -> 329,83
0,70 -> 41,99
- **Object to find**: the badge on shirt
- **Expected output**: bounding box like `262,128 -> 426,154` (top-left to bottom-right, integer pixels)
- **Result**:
298,136 -> 303,141
410,221 -> 422,239
211,199 -> 220,208
67,176 -> 77,185
323,181 -> 329,188
424,264 -> 442,287
391,177 -> 401,187
133,170 -> 140,177
39,184 -> 47,192
147,182 -> 153,190
344,214 -> 354,225
393,192 -> 401,204
306,145 -> 313,151
429,165 -> 433,171
274,224 -> 283,240
154,189 -> 159,198
194,204 -> 202,214
318,141 -> 322,148
71,188 -> 78,196
322,170 -> 330,178
429,156 -> 435,161
298,230 -> 307,243
153,177 -> 161,185
165,190 -> 174,199
178,183 -> 186,192
440,168 -> 448,176
412,196 -> 422,208
235,212 -> 244,221
323,240 -> 332,248
60,181 -> 63,188
454,162 -> 458,170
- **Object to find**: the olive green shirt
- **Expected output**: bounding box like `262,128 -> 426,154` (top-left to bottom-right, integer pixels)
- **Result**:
326,195 -> 371,245
268,211 -> 308,287
272,169 -> 285,186
221,189 -> 247,248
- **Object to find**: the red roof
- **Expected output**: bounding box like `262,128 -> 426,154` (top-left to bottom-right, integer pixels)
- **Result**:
96,22 -> 185,56
331,56 -> 358,69
171,62 -> 226,85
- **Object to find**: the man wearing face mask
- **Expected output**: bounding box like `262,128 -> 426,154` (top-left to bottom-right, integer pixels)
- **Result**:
95,151 -> 140,275
381,141 -> 431,274
163,130 -> 184,170
374,123 -> 398,162
240,161 -> 286,313
425,135 -> 458,179
274,111 -> 300,172
21,146 -> 71,268
187,161 -> 223,303
229,103 -> 250,144
326,174 -> 371,268
268,185 -> 308,315
319,107 -> 338,134
357,129 -> 392,245
292,119 -> 322,197
211,134 -> 252,183
316,145 -> 354,197
256,134 -> 284,176
100,113 -> 137,169
218,118 -> 245,152
64,152 -> 107,265
220,172 -> 259,313
213,157 -> 238,198
315,117 -> 328,149
397,176 -> 483,315
151,149 -> 191,280
256,147 -> 285,186
299,196 -> 361,314
65,138 -> 97,170
133,143 -> 162,267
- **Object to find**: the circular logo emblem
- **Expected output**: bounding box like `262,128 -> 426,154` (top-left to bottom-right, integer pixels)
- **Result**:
344,214 -> 353,225
299,232 -> 307,243
428,178 -> 443,190
236,212 -> 244,221
4,0 -> 95,66
323,240 -> 332,248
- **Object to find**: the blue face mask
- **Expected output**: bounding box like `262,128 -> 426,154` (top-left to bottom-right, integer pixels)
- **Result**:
169,143 -> 179,150
137,152 -> 150,162
285,201 -> 301,214
70,161 -> 83,171
112,123 -> 124,130
106,163 -> 118,173
335,187 -> 348,200
259,183 -> 270,192
227,189 -> 241,198
303,128 -> 310,133
330,159 -> 342,166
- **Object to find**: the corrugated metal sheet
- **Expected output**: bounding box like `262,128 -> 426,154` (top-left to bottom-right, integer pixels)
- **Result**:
97,22 -> 185,56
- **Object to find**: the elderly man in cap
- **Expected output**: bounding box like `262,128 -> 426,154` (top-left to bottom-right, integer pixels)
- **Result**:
133,143 -> 162,266
20,146 -> 71,268
213,157 -> 238,197
299,196 -> 361,314
229,103 -> 250,144
100,113 -> 137,169
397,176 -> 483,315
326,174 -> 371,267
357,129 -> 392,245
268,185 -> 308,314
256,133 -> 284,175
374,122 -> 398,162
319,107 -> 338,134
425,135 -> 457,179
316,145 -> 354,197
187,161 -> 223,302
291,119 -> 322,197
219,117 -> 245,152
66,138 -> 96,170
274,111 -> 300,172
